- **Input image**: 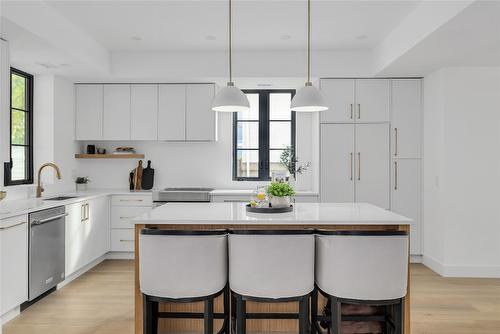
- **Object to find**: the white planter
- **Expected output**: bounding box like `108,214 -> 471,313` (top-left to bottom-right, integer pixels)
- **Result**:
76,183 -> 87,192
270,196 -> 291,208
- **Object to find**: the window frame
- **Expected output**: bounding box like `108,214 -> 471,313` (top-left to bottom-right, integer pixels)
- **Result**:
6,67 -> 34,186
232,89 -> 296,181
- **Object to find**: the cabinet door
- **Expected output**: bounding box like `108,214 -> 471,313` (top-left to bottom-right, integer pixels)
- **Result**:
355,79 -> 390,122
75,84 -> 103,140
391,79 -> 422,158
131,84 -> 158,140
103,84 -> 131,140
88,197 -> 110,261
186,84 -> 216,141
158,84 -> 186,140
355,123 -> 390,209
319,79 -> 355,122
392,159 -> 422,255
65,202 -> 87,276
320,124 -> 355,202
1,216 -> 28,315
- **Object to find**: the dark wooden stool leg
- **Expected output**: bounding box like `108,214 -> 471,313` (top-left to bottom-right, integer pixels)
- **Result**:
299,295 -> 310,334
331,297 -> 342,334
204,298 -> 214,334
311,289 -> 318,334
394,298 -> 404,334
236,295 -> 246,334
143,295 -> 153,334
151,300 -> 158,334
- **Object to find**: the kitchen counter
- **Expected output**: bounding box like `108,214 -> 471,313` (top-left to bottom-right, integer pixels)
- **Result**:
132,202 -> 411,334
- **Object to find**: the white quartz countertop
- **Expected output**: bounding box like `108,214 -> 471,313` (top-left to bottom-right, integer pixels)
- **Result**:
0,189 -> 152,220
133,202 -> 411,225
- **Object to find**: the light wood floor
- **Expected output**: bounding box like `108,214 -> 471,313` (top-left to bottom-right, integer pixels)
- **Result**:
3,260 -> 500,334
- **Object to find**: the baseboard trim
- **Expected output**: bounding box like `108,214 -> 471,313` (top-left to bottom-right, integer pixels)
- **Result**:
1,306 -> 20,325
423,255 -> 500,278
106,251 -> 134,260
410,255 -> 422,263
58,255 -> 107,289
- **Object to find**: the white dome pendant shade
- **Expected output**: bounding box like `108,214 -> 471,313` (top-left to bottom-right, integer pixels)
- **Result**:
291,82 -> 328,112
212,82 -> 250,112
290,0 -> 328,113
211,0 -> 249,112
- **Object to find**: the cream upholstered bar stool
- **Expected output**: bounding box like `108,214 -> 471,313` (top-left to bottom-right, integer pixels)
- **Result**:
228,230 -> 315,334
313,231 -> 409,334
139,229 -> 229,334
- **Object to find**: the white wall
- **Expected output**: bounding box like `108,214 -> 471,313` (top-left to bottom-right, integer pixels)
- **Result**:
77,111 -> 316,191
423,67 -> 500,277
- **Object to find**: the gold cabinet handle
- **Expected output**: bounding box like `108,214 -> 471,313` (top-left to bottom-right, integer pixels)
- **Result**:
357,104 -> 361,119
81,204 -> 85,222
357,152 -> 361,181
395,127 -> 399,156
350,104 -> 353,119
349,152 -> 353,180
394,161 -> 398,190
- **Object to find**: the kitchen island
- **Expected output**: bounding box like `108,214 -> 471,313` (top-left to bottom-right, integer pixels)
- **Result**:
133,202 -> 412,334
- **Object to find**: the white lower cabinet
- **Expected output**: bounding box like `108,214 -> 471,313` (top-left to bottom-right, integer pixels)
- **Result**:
392,159 -> 422,255
110,194 -> 153,254
65,197 -> 110,277
0,215 -> 28,315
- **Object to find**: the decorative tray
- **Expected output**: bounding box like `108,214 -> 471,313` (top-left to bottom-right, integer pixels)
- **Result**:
246,204 -> 293,213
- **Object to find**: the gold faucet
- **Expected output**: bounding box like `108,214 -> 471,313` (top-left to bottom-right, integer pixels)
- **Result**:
36,163 -> 62,198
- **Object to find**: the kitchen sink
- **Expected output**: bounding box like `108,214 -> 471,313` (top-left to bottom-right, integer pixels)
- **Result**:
44,196 -> 78,201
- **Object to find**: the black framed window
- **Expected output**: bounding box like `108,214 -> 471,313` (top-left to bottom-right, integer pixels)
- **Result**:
5,68 -> 34,186
233,90 -> 296,181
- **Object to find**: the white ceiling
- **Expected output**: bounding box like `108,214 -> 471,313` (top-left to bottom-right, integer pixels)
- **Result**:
46,0 -> 419,51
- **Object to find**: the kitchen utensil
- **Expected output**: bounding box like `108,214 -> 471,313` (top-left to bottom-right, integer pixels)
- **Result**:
87,145 -> 96,154
134,160 -> 143,190
129,171 -> 135,191
141,160 -> 154,190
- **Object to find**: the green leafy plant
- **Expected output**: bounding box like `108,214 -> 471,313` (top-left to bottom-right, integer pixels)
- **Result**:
267,181 -> 295,197
280,146 -> 311,178
75,176 -> 91,184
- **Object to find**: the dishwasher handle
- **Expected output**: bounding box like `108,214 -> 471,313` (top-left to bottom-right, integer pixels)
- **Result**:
31,213 -> 68,226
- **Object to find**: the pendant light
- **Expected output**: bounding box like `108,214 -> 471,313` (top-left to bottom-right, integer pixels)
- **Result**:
291,0 -> 328,112
212,0 -> 250,112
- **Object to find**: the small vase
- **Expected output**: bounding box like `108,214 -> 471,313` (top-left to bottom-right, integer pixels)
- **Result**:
76,183 -> 87,192
270,196 -> 291,208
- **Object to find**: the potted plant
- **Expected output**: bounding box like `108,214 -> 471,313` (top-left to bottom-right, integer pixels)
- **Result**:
280,146 -> 311,183
267,181 -> 295,208
75,176 -> 91,192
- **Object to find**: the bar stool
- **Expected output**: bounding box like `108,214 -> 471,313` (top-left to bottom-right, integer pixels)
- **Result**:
139,229 -> 229,334
313,231 -> 409,334
228,230 -> 315,334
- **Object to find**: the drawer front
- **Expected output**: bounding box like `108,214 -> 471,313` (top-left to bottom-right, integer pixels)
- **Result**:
211,195 -> 252,203
111,206 -> 151,229
111,195 -> 152,207
111,229 -> 135,252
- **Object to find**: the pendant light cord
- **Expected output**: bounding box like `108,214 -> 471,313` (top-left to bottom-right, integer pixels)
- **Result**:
307,0 -> 311,84
229,0 -> 233,83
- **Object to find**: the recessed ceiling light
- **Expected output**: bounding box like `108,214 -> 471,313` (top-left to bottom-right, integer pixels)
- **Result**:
131,36 -> 142,41
205,35 -> 216,41
280,35 -> 291,40
355,35 -> 368,40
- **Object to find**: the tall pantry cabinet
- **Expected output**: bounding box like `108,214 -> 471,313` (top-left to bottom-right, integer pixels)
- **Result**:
319,78 -> 422,255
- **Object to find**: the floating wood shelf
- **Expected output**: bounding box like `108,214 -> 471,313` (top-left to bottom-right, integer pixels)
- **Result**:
75,154 -> 145,159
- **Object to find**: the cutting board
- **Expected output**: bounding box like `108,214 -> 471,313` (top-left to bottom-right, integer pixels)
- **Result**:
133,160 -> 143,190
141,160 -> 154,190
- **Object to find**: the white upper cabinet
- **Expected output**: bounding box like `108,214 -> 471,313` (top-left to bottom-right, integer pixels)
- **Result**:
186,84 -> 216,141
391,79 -> 422,158
103,84 -> 131,140
320,124 -> 355,202
75,84 -> 103,140
131,84 -> 158,140
355,123 -> 390,209
392,159 -> 422,255
320,79 -> 355,122
158,84 -> 186,141
355,79 -> 390,122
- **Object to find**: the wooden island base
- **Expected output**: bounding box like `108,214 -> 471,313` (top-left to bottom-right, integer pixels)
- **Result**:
134,223 -> 411,334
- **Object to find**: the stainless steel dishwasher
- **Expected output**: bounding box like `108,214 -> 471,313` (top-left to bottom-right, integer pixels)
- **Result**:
29,206 -> 67,301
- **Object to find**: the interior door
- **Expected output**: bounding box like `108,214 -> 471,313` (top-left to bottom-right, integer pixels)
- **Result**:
392,159 -> 422,255
319,79 -> 355,122
320,124 -> 355,202
355,79 -> 390,122
158,84 -> 186,140
355,123 -> 390,209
